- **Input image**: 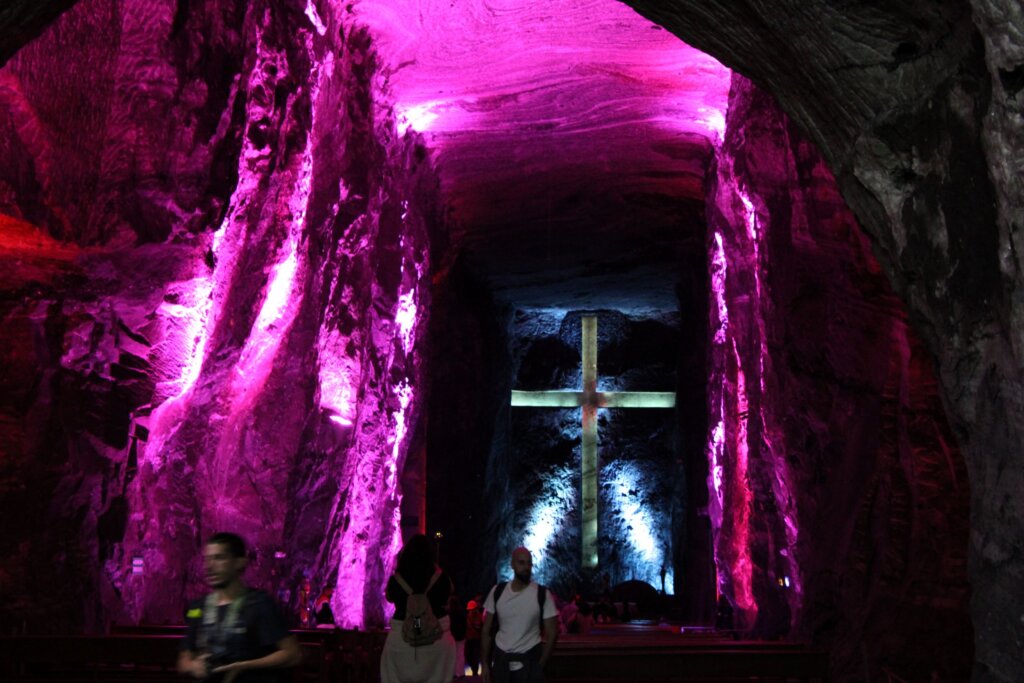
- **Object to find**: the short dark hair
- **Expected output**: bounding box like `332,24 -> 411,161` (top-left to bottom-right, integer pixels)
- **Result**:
207,532 -> 247,558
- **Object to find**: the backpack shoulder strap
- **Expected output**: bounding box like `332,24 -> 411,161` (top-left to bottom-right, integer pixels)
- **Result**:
394,572 -> 414,595
425,567 -> 442,593
493,581 -> 508,607
490,582 -> 508,632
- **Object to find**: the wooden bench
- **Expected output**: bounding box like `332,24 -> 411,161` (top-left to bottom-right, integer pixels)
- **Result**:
0,633 -> 335,683
1,629 -> 826,682
0,635 -> 182,682
548,640 -> 829,682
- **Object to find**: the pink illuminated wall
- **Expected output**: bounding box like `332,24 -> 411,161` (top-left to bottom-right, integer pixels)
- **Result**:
704,73 -> 971,668
74,1 -> 440,627
705,75 -> 801,632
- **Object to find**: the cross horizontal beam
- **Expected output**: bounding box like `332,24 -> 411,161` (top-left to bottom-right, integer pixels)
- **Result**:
511,390 -> 676,408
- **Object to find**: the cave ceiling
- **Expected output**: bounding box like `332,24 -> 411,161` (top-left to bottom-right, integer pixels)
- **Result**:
0,0 -> 730,313
352,0 -> 731,312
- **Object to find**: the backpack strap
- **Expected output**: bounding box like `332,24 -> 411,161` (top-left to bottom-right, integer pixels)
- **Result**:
394,572 -> 414,595
425,567 -> 442,592
491,582 -> 547,634
198,589 -> 249,652
395,567 -> 442,595
491,581 -> 508,634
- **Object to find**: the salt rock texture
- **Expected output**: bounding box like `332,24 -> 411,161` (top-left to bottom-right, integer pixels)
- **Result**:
621,2 -> 1022,679
708,74 -> 971,680
0,0 -> 1019,681
0,0 -> 439,630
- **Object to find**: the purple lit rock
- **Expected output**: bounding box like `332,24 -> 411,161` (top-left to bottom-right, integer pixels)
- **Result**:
0,0 -> 439,631
0,2 -> 1020,681
707,74 -> 971,678
625,2 -> 1022,677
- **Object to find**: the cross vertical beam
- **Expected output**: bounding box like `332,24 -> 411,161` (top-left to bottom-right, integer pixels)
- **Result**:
581,316 -> 599,569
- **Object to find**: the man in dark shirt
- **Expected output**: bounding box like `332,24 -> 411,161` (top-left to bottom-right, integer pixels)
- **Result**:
178,532 -> 301,682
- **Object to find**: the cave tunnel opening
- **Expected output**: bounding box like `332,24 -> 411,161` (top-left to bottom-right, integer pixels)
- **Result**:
395,0 -> 973,674
0,0 -> 983,679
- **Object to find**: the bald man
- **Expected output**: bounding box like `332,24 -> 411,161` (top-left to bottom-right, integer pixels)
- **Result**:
480,548 -> 558,683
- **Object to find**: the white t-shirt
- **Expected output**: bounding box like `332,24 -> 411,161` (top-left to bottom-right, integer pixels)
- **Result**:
483,581 -> 558,655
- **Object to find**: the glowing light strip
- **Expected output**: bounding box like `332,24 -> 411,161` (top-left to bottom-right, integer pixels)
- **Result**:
738,187 -> 758,240
731,345 -> 756,614
231,142 -> 311,396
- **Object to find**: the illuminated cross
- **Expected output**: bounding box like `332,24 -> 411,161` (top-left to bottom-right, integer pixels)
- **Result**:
511,315 -> 676,570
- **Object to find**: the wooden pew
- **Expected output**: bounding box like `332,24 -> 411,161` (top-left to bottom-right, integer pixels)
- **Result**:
548,639 -> 829,682
0,633 -> 333,683
1,629 -> 825,683
0,634 -> 181,682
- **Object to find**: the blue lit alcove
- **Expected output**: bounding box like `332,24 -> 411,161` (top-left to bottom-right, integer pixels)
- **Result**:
497,308 -> 683,598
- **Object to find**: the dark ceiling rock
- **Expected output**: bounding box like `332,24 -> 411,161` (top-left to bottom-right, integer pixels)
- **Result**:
0,0 -> 81,67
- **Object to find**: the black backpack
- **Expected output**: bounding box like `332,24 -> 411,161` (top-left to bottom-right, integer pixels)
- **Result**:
490,581 -> 547,636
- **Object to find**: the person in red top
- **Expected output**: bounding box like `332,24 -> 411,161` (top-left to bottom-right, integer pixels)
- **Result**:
465,597 -> 484,675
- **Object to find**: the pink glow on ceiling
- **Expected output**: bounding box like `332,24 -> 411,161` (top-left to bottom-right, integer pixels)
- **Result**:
396,102 -> 442,135
353,0 -> 730,136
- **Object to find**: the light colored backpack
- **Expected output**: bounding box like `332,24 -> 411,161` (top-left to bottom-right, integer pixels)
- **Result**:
396,568 -> 443,647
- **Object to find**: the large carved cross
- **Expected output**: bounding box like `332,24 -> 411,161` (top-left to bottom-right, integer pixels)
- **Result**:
511,315 -> 676,570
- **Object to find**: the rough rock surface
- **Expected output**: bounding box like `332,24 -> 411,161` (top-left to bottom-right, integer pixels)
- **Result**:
621,2 -> 1021,679
0,0 -> 439,630
708,74 -> 971,680
0,0 -> 80,66
0,1 -> 1018,681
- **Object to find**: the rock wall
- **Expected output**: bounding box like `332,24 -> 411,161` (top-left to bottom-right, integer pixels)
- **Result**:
708,75 -> 972,680
625,3 -> 1022,679
0,0 -> 439,631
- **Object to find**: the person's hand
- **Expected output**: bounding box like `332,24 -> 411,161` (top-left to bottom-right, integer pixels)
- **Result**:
187,654 -> 210,679
211,661 -> 245,682
480,664 -> 491,682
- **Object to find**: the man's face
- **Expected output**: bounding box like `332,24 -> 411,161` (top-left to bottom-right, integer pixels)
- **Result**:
203,543 -> 246,589
511,550 -> 532,584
